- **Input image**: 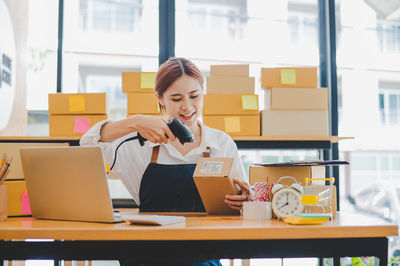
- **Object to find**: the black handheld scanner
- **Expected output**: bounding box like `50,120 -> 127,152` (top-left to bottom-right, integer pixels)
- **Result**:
137,117 -> 195,146
109,118 -> 195,171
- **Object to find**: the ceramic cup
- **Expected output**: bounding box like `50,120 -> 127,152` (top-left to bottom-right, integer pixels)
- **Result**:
243,201 -> 272,220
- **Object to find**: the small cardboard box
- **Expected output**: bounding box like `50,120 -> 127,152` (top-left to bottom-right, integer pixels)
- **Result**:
193,157 -> 240,215
203,115 -> 260,136
261,67 -> 317,88
203,94 -> 259,115
207,76 -> 255,94
122,72 -> 156,93
4,179 -> 31,216
49,114 -> 107,136
268,87 -> 329,110
0,143 -> 69,180
48,93 -> 107,115
127,92 -> 160,114
261,110 -> 329,136
210,64 -> 249,76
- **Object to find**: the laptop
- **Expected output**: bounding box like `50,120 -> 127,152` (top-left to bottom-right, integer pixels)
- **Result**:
19,146 -> 126,223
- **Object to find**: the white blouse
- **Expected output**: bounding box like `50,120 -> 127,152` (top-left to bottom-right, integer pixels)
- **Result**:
80,120 -> 248,205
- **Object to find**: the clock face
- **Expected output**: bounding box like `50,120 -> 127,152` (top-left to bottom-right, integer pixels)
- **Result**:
272,188 -> 304,219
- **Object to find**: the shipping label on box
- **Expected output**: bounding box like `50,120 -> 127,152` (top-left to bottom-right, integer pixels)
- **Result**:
203,115 -> 260,136
270,87 -> 329,110
261,109 -> 329,136
49,114 -> 107,136
207,76 -> 255,94
48,93 -> 107,115
127,92 -> 160,114
203,94 -> 258,115
122,72 -> 156,93
210,64 -> 249,76
261,67 -> 317,88
193,157 -> 239,215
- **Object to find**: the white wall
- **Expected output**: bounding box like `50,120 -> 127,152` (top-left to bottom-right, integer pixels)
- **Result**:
0,0 -> 28,136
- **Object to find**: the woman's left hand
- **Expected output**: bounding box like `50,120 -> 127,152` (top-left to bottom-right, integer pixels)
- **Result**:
224,179 -> 254,210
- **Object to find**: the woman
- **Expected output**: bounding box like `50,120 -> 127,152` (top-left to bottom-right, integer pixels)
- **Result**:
80,57 -> 252,265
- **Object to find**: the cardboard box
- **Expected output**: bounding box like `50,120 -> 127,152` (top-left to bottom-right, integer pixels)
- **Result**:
249,164 -> 336,217
122,72 -> 156,93
261,110 -> 329,136
193,157 -> 240,215
210,64 -> 249,76
203,115 -> 260,136
48,93 -> 106,115
0,143 -> 69,180
268,88 -> 329,110
261,67 -> 317,88
127,92 -> 160,114
4,179 -> 31,216
49,114 -> 107,136
207,76 -> 255,94
249,165 -> 324,186
203,94 -> 259,115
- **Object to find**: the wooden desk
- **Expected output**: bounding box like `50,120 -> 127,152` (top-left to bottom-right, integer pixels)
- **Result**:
0,212 -> 397,265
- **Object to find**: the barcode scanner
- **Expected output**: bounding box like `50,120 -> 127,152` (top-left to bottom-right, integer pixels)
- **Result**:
109,118 -> 194,170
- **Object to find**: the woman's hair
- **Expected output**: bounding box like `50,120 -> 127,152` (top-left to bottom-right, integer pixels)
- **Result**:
155,58 -> 204,114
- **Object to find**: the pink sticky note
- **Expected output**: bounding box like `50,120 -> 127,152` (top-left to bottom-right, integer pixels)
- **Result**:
21,190 -> 31,214
73,117 -> 91,134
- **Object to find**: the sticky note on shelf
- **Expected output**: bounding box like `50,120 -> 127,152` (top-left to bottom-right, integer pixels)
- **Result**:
73,117 -> 91,134
68,95 -> 86,112
241,95 -> 258,110
224,117 -> 241,133
140,72 -> 156,89
21,190 -> 31,215
280,69 -> 296,85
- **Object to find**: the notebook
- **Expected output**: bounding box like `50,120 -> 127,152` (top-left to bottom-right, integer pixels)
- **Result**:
20,146 -> 131,223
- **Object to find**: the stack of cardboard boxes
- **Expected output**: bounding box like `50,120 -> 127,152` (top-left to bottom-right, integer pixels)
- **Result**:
48,93 -> 107,136
260,67 -> 329,136
203,64 -> 260,136
2,142 -> 68,217
122,72 -> 160,117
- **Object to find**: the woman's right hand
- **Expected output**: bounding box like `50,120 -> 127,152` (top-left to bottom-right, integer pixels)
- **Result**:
131,114 -> 176,144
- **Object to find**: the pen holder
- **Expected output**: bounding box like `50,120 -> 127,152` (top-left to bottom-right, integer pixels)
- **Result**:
0,184 -> 7,221
243,201 -> 272,220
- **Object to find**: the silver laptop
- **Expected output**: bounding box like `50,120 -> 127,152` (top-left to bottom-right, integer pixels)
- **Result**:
20,146 -> 125,223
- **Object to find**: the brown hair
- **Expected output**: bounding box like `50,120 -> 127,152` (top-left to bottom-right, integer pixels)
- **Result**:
155,57 -> 203,113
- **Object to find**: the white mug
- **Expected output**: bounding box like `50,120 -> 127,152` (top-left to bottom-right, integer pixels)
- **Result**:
243,201 -> 272,220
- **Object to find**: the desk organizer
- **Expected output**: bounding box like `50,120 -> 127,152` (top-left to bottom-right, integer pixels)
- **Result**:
301,177 -> 335,218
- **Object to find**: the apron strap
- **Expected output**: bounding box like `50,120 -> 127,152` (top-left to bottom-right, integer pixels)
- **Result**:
151,146 -> 160,163
203,146 -> 211,158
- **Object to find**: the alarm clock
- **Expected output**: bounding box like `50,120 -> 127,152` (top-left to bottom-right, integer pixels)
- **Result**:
271,176 -> 304,219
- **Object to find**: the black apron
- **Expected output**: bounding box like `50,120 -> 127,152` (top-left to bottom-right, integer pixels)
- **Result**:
132,146 -> 221,266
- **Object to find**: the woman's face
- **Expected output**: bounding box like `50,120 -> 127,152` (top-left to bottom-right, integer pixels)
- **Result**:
158,75 -> 203,127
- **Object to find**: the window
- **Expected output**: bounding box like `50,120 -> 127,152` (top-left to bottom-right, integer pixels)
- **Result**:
377,21 -> 400,54
379,81 -> 400,126
63,0 -> 159,122
80,0 -> 142,33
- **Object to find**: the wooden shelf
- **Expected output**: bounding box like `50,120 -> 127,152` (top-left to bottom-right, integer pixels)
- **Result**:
0,136 -> 353,149
233,136 -> 353,149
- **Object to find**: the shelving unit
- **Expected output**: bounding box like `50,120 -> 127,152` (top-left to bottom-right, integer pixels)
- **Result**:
0,136 -> 352,149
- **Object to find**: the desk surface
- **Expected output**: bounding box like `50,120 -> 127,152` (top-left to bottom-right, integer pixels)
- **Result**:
0,212 -> 397,241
